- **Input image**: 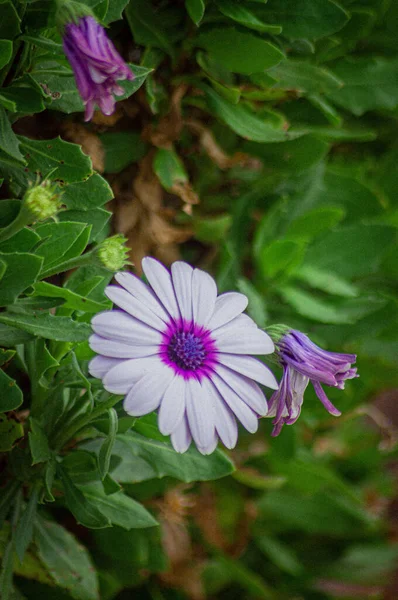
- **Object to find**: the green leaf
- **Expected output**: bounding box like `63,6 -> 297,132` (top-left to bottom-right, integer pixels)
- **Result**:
185,0 -> 205,25
125,0 -> 175,57
35,516 -> 100,600
0,414 -> 23,451
58,207 -> 111,243
0,227 -> 40,253
0,39 -> 12,69
279,286 -> 356,324
284,205 -> 345,239
32,282 -> 109,313
15,486 -> 39,562
109,64 -> 154,101
259,239 -> 306,278
59,467 -> 111,529
0,252 -> 42,306
255,535 -> 304,576
0,312 -> 92,342
86,430 -> 235,483
0,107 -> 25,162
257,0 -> 349,39
153,147 -> 188,190
0,76 -> 45,114
0,323 -> 34,347
101,0 -> 130,24
196,27 -> 284,74
268,59 -> 343,94
28,418 -> 51,464
0,1 -> 21,40
0,349 -> 15,367
78,483 -> 158,529
215,0 -> 282,34
0,368 -> 23,413
18,136 -> 93,185
305,224 -> 396,278
62,173 -> 113,210
294,265 -> 359,298
244,135 -> 329,172
35,222 -> 90,272
98,408 -> 118,480
328,57 -> 398,115
237,278 -> 268,327
203,85 -> 304,142
100,132 -> 147,174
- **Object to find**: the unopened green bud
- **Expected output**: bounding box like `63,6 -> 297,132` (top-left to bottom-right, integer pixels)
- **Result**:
266,324 -> 291,345
98,235 -> 130,272
24,181 -> 61,221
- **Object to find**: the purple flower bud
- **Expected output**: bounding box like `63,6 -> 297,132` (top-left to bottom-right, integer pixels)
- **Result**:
268,329 -> 358,436
63,16 -> 134,121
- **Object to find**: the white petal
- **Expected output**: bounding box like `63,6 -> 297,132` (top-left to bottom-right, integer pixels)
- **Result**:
103,356 -> 162,394
215,364 -> 268,416
214,327 -> 274,355
171,261 -> 193,322
186,377 -> 215,449
158,376 -> 186,435
123,364 -> 174,416
92,311 -> 163,345
88,356 -> 121,379
115,272 -> 169,322
207,292 -> 248,331
211,373 -> 258,433
89,334 -> 158,359
171,414 -> 192,453
214,314 -> 258,338
217,354 -> 278,390
105,286 -> 167,331
192,268 -> 217,327
197,429 -> 218,455
202,378 -> 238,449
142,257 -> 180,320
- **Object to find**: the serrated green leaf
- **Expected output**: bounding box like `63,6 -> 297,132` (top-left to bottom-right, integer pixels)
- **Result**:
62,173 -> 113,210
0,312 -> 91,342
0,369 -> 23,413
0,252 -> 43,306
18,136 -> 92,185
32,282 -> 109,313
35,221 -> 90,272
0,107 -> 25,162
0,414 -> 23,451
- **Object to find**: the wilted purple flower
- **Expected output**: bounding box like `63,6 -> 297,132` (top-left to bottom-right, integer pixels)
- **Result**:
89,258 -> 278,454
268,329 -> 358,436
63,16 -> 134,121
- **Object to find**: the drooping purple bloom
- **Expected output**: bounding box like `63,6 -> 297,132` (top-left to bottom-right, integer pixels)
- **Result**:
63,16 -> 134,121
268,329 -> 358,436
89,258 -> 278,454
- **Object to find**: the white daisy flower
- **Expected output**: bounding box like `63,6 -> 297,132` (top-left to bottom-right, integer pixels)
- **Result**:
89,258 -> 278,454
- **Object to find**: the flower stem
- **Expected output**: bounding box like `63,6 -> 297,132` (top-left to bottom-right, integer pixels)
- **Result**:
52,394 -> 121,451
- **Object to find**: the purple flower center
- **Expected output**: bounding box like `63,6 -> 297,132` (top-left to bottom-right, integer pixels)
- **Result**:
167,331 -> 206,370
